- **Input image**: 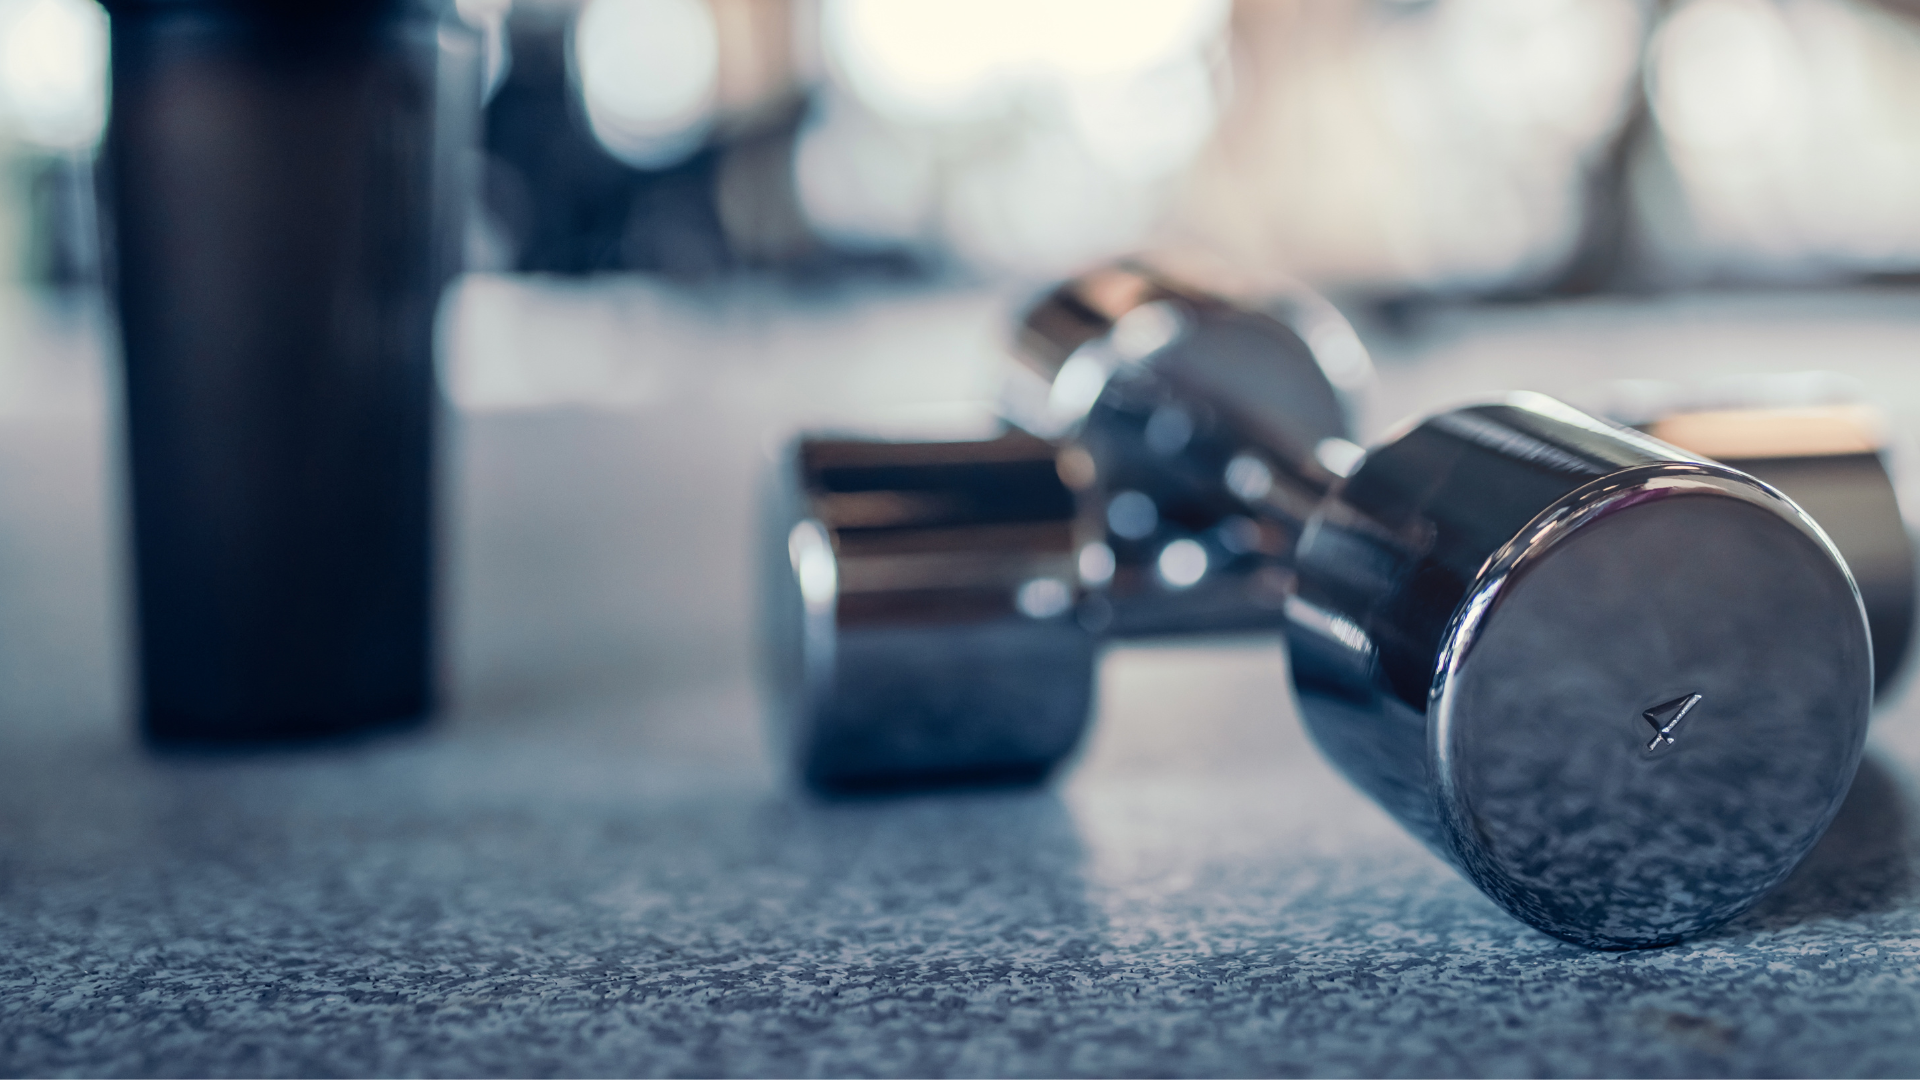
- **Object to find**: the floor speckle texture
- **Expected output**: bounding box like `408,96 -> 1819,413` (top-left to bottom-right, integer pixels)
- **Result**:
4,284 -> 1920,1077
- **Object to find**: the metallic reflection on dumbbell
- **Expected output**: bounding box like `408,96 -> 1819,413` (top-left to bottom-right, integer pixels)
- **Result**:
761,265 -> 1373,792
1008,262 -> 1372,637
1626,397 -> 1914,695
767,394 -> 1874,949
1287,393 -> 1871,948
763,432 -> 1100,792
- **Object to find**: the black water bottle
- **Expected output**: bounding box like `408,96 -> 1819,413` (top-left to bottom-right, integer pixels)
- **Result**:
100,0 -> 478,740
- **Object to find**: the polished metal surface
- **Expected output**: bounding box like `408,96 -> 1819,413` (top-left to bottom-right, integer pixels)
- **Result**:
762,266 -> 1376,791
762,431 -> 1099,791
1287,393 -> 1873,948
765,287 -> 1880,947
1011,263 -> 1369,637
1641,402 -> 1916,695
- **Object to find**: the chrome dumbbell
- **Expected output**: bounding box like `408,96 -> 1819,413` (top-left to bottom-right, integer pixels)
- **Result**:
763,273 -> 1874,948
764,265 -> 1365,790
1287,393 -> 1869,948
767,394 -> 1872,948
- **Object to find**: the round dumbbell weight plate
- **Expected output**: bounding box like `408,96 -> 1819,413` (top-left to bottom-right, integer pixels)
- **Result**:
1289,394 -> 1872,948
762,432 -> 1100,792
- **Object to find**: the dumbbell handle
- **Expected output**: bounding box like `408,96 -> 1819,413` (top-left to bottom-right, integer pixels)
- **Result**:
1011,264 -> 1363,638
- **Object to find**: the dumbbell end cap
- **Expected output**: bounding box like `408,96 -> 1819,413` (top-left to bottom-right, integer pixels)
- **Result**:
762,433 -> 1100,795
1430,463 -> 1872,948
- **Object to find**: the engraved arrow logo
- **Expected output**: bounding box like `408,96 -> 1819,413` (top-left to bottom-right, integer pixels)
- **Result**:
1643,693 -> 1703,753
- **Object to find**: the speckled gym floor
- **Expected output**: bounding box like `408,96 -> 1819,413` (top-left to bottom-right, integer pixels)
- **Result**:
4,283 -> 1919,1078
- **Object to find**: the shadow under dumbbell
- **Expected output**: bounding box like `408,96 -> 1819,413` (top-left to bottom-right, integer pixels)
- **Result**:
1724,752 -> 1914,932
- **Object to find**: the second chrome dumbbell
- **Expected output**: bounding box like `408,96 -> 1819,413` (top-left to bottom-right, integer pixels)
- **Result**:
765,264 -> 1367,790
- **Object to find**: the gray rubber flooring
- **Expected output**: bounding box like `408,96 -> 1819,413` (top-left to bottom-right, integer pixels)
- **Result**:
3,283 -> 1920,1077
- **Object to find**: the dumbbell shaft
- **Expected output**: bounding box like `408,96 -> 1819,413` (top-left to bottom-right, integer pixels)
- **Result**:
1014,264 -> 1360,637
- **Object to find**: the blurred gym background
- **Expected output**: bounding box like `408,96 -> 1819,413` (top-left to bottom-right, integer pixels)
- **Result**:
5,0 -> 1920,304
